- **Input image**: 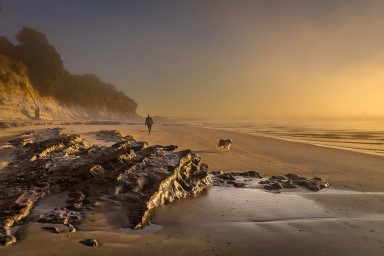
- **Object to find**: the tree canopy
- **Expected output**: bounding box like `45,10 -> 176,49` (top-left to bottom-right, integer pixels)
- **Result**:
15,27 -> 64,96
1,27 -> 137,116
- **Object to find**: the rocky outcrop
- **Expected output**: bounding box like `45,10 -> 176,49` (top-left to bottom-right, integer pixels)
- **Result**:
0,129 -> 211,245
211,171 -> 329,192
262,174 -> 330,191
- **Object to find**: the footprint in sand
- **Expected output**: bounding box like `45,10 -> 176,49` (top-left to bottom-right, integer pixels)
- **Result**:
342,221 -> 359,229
377,239 -> 384,250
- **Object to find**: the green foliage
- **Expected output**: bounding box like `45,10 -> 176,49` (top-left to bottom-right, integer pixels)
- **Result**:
1,27 -> 137,116
9,60 -> 27,75
0,71 -> 12,84
15,27 -> 64,96
0,36 -> 15,58
57,73 -> 137,114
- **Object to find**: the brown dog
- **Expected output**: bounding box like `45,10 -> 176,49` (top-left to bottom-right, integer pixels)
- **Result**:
217,139 -> 232,151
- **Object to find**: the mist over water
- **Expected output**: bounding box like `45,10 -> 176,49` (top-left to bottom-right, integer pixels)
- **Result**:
186,117 -> 384,157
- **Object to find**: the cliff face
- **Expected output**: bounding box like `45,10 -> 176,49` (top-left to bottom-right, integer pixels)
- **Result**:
0,55 -> 136,121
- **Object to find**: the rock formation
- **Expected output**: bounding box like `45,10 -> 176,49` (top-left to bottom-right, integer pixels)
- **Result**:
211,171 -> 329,191
0,129 -> 211,246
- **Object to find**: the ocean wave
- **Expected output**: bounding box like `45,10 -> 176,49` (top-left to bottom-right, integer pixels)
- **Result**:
190,118 -> 384,157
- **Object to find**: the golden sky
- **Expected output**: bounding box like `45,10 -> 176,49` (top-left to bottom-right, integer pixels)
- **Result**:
2,0 -> 384,118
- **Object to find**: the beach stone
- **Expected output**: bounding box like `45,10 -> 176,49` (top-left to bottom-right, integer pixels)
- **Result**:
282,180 -> 298,189
292,180 -> 308,187
80,238 -> 100,247
290,176 -> 307,181
90,130 -> 123,142
264,182 -> 284,190
258,174 -> 329,192
42,226 -> 61,234
237,171 -> 264,178
212,178 -> 226,186
315,180 -> 330,189
232,182 -> 246,188
285,173 -> 299,179
216,173 -> 236,181
37,209 -> 82,225
305,181 -> 321,191
247,171 -> 264,178
271,175 -> 287,180
292,179 -> 330,191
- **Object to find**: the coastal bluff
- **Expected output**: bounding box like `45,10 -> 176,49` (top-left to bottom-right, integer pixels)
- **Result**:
0,54 -> 137,121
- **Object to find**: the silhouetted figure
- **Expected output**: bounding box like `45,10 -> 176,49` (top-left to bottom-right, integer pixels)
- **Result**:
145,114 -> 154,134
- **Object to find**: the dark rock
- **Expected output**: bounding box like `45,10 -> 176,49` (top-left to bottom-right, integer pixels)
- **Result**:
90,130 -> 123,143
80,238 -> 100,247
285,173 -> 299,179
247,171 -> 264,178
282,180 -> 298,189
264,182 -> 284,190
292,180 -> 308,186
271,176 -> 287,180
305,181 -> 321,191
37,210 -> 82,224
232,182 -> 246,188
290,176 -> 307,181
42,226 -> 60,234
292,179 -> 330,191
216,173 -> 236,181
314,179 -> 330,189
237,171 -> 264,178
212,178 -> 225,186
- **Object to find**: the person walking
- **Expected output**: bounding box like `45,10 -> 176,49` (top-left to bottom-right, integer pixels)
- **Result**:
145,114 -> 154,134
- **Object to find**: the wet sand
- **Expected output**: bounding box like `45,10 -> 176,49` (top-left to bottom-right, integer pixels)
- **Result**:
1,123 -> 384,255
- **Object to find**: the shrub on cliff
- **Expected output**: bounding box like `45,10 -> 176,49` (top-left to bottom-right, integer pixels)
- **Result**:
1,27 -> 137,116
0,37 -> 15,59
15,27 -> 64,97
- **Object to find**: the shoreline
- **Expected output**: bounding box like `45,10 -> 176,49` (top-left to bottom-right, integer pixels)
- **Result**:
2,119 -> 383,158
1,122 -> 384,192
186,123 -> 384,158
1,123 -> 384,255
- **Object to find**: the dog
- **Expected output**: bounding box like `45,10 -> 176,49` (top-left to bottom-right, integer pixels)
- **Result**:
217,139 -> 233,151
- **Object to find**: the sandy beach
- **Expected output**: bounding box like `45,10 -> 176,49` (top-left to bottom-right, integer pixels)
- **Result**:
1,122 -> 384,256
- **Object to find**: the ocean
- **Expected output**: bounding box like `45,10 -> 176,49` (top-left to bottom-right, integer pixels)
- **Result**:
186,117 -> 384,157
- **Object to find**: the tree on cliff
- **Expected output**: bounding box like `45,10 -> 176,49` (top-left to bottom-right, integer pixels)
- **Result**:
57,73 -> 138,114
0,36 -> 15,58
15,27 -> 64,96
1,26 -> 138,116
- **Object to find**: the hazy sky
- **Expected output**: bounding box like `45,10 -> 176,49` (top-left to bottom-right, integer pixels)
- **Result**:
1,0 -> 384,118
